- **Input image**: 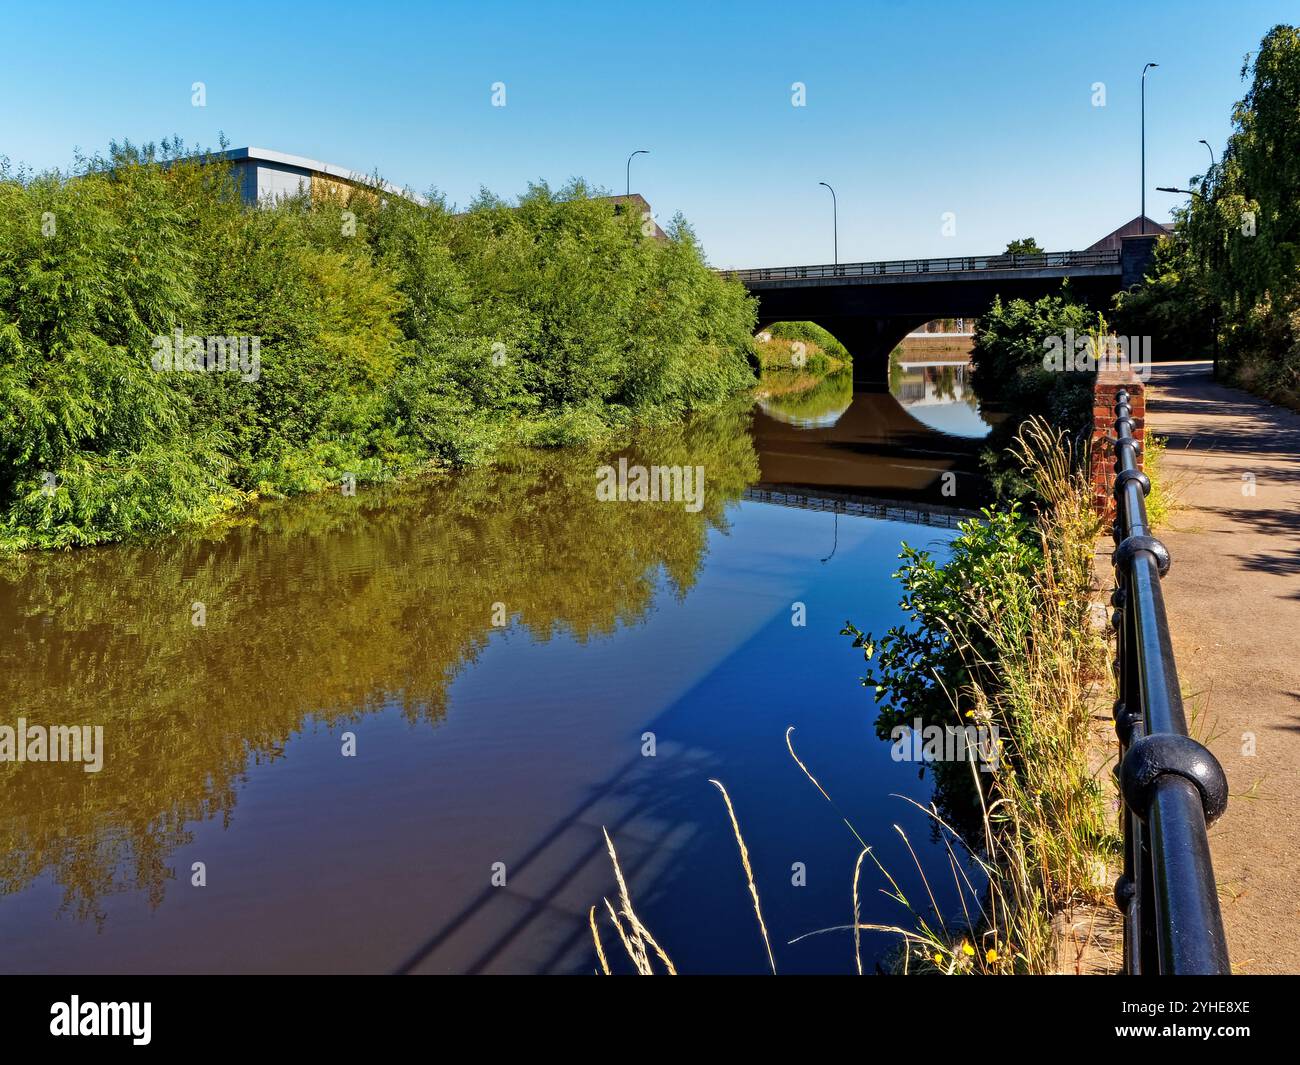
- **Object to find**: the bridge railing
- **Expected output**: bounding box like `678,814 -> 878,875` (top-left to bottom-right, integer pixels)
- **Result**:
1108,388 -> 1231,975
742,486 -> 967,529
724,248 -> 1120,283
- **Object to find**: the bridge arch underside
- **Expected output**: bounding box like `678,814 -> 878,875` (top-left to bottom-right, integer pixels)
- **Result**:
750,270 -> 1120,385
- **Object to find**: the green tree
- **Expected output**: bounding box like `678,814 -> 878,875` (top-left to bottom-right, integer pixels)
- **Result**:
970,285 -> 1101,500
0,147 -> 759,549
1116,25 -> 1300,403
1004,237 -> 1044,255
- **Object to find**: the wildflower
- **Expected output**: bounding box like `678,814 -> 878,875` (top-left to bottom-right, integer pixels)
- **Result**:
986,948 -> 999,963
961,941 -> 975,957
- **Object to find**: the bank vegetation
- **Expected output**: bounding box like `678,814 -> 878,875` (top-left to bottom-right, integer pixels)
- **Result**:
0,142 -> 759,550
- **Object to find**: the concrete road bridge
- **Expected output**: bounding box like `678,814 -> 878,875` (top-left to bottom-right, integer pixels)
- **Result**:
727,236 -> 1159,383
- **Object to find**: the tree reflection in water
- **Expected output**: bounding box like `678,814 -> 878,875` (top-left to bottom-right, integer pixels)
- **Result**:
0,405 -> 760,923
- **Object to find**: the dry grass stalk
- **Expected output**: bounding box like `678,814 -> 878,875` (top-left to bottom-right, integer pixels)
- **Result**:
709,778 -> 777,975
589,905 -> 611,975
593,828 -> 677,975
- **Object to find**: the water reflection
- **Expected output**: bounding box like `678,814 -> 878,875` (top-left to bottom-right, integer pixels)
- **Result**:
752,381 -> 988,511
0,393 -> 974,974
889,353 -> 992,439
756,369 -> 853,428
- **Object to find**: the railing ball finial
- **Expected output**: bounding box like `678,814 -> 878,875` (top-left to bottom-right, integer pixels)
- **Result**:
1113,533 -> 1171,577
1120,733 -> 1230,827
1114,468 -> 1152,497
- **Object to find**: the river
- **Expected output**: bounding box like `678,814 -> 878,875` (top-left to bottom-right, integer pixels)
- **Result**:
0,363 -> 992,974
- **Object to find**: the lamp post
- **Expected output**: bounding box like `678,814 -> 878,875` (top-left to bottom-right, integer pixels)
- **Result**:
818,181 -> 838,266
625,150 -> 648,197
1156,185 -> 1203,200
1141,62 -> 1159,233
1198,139 -> 1216,194
821,510 -> 838,564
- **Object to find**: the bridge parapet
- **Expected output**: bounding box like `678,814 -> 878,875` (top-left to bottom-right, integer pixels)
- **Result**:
726,248 -> 1120,285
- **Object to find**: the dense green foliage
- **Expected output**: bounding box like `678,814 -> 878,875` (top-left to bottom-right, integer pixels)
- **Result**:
971,287 -> 1099,425
970,286 -> 1101,498
844,505 -> 1041,827
753,321 -> 851,382
1111,235 -> 1217,359
0,143 -> 757,550
1003,237 -> 1044,255
1116,24 -> 1300,404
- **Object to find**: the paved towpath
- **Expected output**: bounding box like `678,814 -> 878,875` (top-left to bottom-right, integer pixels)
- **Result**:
1144,361 -> 1300,974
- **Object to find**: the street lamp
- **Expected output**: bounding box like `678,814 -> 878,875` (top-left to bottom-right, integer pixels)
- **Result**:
626,150 -> 648,197
1141,62 -> 1159,234
820,510 -> 838,564
1198,139 -> 1216,195
1157,185 -> 1203,200
818,181 -> 838,266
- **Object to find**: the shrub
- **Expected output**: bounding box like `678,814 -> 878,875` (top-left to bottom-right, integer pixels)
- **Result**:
0,148 -> 758,549
844,418 -> 1114,973
970,285 -> 1101,501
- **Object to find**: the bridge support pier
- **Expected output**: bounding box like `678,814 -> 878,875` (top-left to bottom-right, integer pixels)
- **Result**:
816,317 -> 929,387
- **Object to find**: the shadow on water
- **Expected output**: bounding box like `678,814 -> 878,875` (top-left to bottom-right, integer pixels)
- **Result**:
0,383 -> 988,974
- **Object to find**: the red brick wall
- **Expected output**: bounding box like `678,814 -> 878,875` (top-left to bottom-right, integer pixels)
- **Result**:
1091,368 -> 1145,520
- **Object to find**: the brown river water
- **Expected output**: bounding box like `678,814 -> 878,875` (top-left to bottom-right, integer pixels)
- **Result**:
0,365 -> 991,974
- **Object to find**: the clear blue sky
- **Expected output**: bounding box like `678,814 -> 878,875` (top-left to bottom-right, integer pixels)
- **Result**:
0,0 -> 1285,268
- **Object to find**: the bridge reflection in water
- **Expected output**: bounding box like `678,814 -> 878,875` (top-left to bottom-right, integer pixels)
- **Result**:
754,368 -> 992,511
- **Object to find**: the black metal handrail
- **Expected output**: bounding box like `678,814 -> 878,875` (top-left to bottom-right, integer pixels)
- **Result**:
1109,388 -> 1230,975
724,248 -> 1121,283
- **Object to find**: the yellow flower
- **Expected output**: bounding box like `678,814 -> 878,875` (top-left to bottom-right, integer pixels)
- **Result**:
961,941 -> 975,957
933,952 -> 943,965
986,948 -> 999,963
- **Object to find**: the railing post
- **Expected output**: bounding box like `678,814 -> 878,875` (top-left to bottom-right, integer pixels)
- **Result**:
1092,368 -> 1144,521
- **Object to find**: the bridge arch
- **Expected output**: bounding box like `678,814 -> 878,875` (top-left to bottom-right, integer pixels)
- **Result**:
755,316 -> 931,385
753,319 -> 854,370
